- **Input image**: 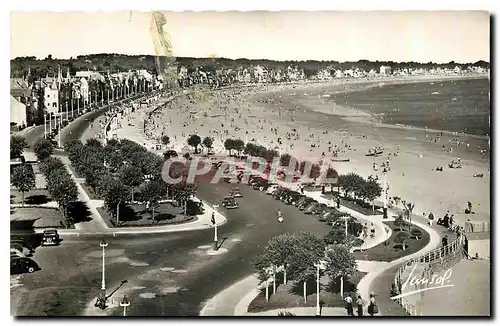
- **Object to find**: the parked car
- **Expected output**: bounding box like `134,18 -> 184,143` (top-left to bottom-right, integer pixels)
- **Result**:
266,184 -> 280,195
313,203 -> 329,215
229,187 -> 243,198
248,176 -> 265,186
282,191 -> 302,205
221,196 -> 239,209
303,201 -> 320,214
298,198 -> 316,211
294,196 -> 310,208
253,179 -> 269,191
272,188 -> 289,200
41,229 -> 60,246
11,257 -> 40,275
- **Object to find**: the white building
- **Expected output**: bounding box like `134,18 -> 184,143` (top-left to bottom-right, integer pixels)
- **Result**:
44,80 -> 59,115
380,66 -> 392,75
80,77 -> 89,103
10,95 -> 27,129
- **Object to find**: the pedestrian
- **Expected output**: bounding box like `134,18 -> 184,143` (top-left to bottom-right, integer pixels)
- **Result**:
428,211 -> 434,226
356,295 -> 364,316
367,292 -> 378,316
345,293 -> 354,316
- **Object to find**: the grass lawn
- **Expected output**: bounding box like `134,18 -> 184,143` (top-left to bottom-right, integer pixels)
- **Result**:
10,207 -> 70,229
10,189 -> 52,205
248,271 -> 366,313
352,221 -> 430,262
97,202 -> 196,228
322,194 -> 381,216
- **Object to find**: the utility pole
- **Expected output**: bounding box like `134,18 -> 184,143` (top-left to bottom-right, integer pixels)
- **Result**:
95,240 -> 108,310
71,98 -> 74,119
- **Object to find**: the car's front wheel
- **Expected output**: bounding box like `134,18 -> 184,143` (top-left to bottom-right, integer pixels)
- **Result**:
27,266 -> 35,273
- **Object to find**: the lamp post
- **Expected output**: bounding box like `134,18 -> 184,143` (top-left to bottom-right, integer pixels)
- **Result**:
94,240 -> 108,310
100,240 -> 108,295
314,261 -> 326,316
120,295 -> 130,316
382,167 -> 388,219
211,212 -> 218,251
57,113 -> 61,148
43,108 -> 47,139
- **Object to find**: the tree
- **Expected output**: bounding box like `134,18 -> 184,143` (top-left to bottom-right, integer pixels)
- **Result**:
288,232 -> 326,302
403,202 -> 415,231
363,178 -> 382,211
99,174 -> 130,223
33,138 -> 54,161
224,139 -> 234,155
324,244 -> 358,295
119,165 -> 144,202
139,180 -> 167,223
254,233 -> 300,285
86,138 -> 102,148
11,164 -> 36,206
338,173 -> 365,199
38,156 -> 65,178
394,231 -> 411,251
202,137 -> 213,151
187,134 -> 202,154
233,139 -> 245,157
280,153 -> 292,167
10,136 -> 27,159
394,214 -> 406,231
46,169 -> 78,226
161,135 -> 170,146
64,139 -> 83,154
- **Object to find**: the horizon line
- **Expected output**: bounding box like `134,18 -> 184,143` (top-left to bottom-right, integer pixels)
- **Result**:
11,53 -> 490,66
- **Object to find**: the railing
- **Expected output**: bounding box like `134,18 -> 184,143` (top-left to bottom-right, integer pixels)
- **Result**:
393,233 -> 465,316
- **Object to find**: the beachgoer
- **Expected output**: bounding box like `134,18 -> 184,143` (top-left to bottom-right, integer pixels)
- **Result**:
368,293 -> 377,316
428,212 -> 434,226
345,294 -> 354,316
356,296 -> 364,316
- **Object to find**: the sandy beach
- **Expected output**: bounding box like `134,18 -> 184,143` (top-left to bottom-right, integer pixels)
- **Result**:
116,76 -> 490,228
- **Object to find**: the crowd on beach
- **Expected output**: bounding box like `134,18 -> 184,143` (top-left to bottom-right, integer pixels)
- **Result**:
106,75 -> 490,233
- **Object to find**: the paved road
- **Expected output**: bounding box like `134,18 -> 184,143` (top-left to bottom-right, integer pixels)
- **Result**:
12,101 -> 333,316
12,184 -> 332,316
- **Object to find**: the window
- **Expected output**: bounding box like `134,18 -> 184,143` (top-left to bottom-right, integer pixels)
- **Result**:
46,94 -> 50,98
53,102 -> 57,108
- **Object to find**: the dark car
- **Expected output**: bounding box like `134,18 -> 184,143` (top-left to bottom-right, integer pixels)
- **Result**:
295,196 -> 310,208
253,179 -> 269,191
41,229 -> 60,246
313,203 -> 329,215
229,187 -> 243,198
248,176 -> 264,185
298,198 -> 316,211
283,191 -> 303,205
303,201 -> 321,214
221,196 -> 239,209
272,188 -> 288,200
11,257 -> 40,275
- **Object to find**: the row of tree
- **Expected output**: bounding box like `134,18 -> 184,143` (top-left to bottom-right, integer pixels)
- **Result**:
65,137 -> 197,224
337,173 -> 383,206
254,232 -> 357,301
11,53 -> 491,79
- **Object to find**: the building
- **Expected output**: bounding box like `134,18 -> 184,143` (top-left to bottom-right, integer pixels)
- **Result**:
10,95 -> 27,130
44,80 -> 59,115
380,66 -> 392,75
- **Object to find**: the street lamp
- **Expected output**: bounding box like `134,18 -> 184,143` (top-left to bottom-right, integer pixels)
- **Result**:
314,261 -> 326,316
382,167 -> 388,219
94,239 -> 108,310
120,295 -> 130,316
211,212 -> 218,251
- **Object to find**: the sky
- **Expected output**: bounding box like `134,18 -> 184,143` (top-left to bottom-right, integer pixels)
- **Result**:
10,11 -> 490,63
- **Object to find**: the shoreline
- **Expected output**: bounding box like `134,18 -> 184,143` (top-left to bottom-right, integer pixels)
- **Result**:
253,75 -> 489,139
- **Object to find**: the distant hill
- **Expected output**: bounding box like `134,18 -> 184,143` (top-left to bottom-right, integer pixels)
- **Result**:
10,54 -> 490,79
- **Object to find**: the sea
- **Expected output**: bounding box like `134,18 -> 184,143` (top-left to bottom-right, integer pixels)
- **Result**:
330,78 -> 491,136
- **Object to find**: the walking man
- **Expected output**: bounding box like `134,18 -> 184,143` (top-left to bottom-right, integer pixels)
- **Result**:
345,293 -> 354,316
